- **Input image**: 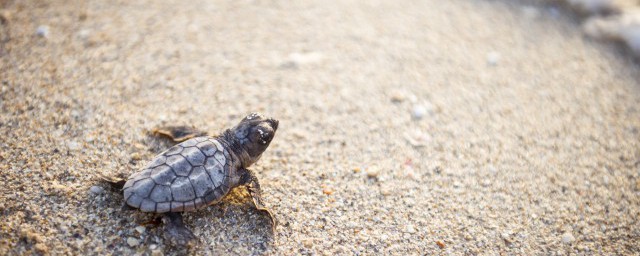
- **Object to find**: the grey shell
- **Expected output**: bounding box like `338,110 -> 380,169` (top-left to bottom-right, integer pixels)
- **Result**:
123,136 -> 233,213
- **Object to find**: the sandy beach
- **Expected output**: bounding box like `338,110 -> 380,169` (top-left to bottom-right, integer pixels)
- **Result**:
1,0 -> 639,255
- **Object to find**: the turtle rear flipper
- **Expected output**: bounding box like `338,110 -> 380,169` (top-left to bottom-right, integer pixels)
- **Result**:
151,126 -> 208,142
97,173 -> 127,190
163,212 -> 197,247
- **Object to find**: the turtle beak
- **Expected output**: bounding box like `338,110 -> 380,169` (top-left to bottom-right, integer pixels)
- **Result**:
268,118 -> 279,131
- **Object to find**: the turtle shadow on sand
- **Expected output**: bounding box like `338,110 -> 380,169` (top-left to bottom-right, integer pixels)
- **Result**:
96,114 -> 279,251
97,179 -> 276,253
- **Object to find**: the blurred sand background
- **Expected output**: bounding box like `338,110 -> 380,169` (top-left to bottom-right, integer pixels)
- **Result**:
1,0 -> 639,255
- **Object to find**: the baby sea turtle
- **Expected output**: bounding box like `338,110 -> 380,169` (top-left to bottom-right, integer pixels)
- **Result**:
119,113 -> 278,245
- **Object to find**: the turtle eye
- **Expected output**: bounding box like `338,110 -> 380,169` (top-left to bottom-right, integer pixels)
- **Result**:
253,128 -> 273,144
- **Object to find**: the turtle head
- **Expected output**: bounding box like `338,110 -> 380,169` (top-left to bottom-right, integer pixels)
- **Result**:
230,113 -> 279,166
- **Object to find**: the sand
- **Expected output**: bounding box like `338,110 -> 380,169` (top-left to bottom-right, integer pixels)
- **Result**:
1,0 -> 639,255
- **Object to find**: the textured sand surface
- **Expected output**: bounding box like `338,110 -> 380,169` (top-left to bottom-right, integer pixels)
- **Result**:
1,0 -> 640,255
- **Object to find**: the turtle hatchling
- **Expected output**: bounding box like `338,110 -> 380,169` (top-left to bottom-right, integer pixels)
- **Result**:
119,113 -> 278,245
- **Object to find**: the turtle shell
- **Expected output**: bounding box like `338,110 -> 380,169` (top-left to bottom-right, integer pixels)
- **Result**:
123,136 -> 233,213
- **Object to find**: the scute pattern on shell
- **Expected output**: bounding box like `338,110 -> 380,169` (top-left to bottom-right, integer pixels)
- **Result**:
123,136 -> 231,213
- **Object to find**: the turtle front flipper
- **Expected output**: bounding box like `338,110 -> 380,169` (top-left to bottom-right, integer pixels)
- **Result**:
240,169 -> 277,233
250,187 -> 277,234
152,125 -> 208,142
162,212 -> 197,246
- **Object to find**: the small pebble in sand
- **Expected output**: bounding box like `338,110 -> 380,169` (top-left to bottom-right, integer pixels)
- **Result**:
135,226 -> 146,234
412,105 -> 427,120
89,186 -> 104,195
413,101 -> 435,120
322,188 -> 334,195
436,240 -> 446,249
151,249 -> 164,256
487,51 -> 501,66
366,166 -> 380,179
127,237 -> 140,247
36,25 -> 49,37
77,29 -> 91,39
390,90 -> 407,103
501,233 -> 512,245
404,224 -> 416,234
130,152 -> 142,161
285,52 -> 324,67
561,232 -> 575,244
302,239 -> 314,248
